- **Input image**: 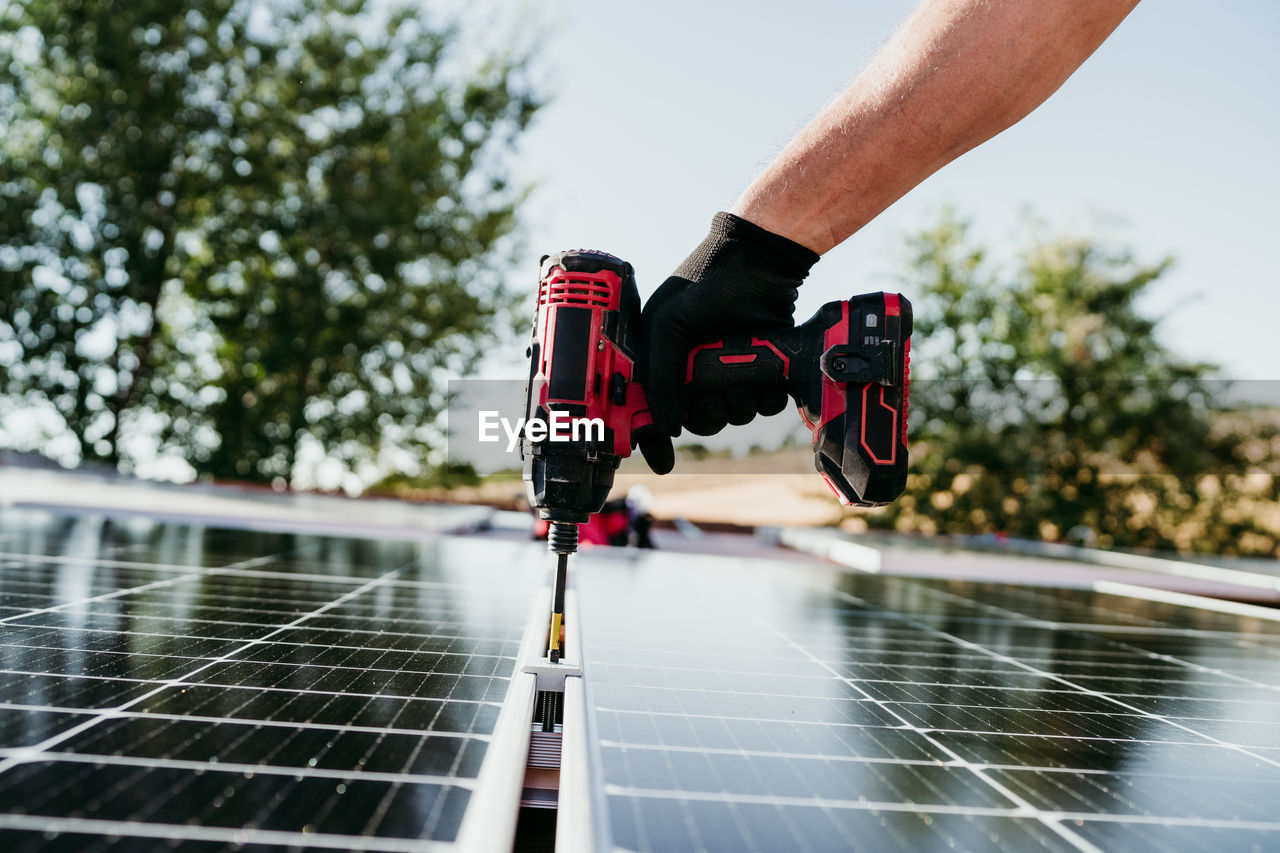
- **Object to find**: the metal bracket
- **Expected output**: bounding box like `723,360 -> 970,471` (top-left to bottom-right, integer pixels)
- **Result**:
522,657 -> 583,693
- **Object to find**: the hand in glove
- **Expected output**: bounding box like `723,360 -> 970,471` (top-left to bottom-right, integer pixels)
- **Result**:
641,212 -> 820,443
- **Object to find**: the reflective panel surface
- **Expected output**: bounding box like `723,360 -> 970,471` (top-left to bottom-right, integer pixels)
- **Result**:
0,510 -> 542,851
575,549 -> 1280,852
8,508 -> 1280,852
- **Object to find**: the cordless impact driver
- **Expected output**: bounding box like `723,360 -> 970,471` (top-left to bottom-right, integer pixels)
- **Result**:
521,249 -> 911,663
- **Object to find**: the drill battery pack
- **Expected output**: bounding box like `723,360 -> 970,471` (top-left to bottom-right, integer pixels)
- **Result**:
684,292 -> 912,506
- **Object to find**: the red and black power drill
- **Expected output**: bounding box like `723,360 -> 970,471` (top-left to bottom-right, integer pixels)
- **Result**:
522,249 -> 911,662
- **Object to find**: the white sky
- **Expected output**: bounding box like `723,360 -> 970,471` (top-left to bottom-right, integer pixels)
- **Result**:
503,0 -> 1280,381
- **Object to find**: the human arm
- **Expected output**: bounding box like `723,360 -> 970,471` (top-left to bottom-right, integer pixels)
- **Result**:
734,0 -> 1141,253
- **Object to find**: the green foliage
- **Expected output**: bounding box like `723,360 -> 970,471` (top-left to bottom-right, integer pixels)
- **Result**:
0,0 -> 538,482
370,461 -> 482,493
874,213 -> 1280,556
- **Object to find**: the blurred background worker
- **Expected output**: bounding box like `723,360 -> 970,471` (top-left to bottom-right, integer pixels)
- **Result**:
533,484 -> 656,548
640,0 -> 1142,451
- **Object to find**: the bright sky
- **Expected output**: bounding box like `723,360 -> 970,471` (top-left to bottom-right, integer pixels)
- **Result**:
506,0 -> 1280,381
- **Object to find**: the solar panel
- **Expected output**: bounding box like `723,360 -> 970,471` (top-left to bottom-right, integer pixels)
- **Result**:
572,550 -> 1280,852
0,509 -> 541,851
6,507 -> 1280,852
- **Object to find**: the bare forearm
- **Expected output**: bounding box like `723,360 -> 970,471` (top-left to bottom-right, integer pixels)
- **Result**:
733,0 -> 1140,254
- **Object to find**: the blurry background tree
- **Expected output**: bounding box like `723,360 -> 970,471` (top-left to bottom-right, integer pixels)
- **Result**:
872,213 -> 1280,556
0,0 -> 537,485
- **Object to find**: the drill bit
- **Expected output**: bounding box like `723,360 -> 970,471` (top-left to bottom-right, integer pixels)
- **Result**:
549,552 -> 568,663
546,522 -> 577,664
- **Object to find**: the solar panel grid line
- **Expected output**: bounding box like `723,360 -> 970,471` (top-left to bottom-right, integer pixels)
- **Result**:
830,633 -> 1267,659
583,619 -> 1280,655
1,620 -> 526,649
0,551 -> 307,615
214,566 -> 546,595
0,550 -> 252,574
207,560 -> 501,589
0,628 -> 255,660
2,707 -> 493,741
13,611 -> 496,642
859,677 -> 1278,699
213,657 -> 514,684
0,640 -> 209,662
589,738 -> 1266,780
838,578 -> 1280,683
1039,812 -> 1280,831
0,668 -> 164,686
241,614 -> 525,634
11,607 -> 308,635
185,685 -> 496,729
594,739 -> 972,768
246,637 -> 522,662
0,568 -> 220,627
19,749 -> 477,788
0,651 -> 218,683
113,588 -> 358,611
946,731 -> 1244,749
759,619 -> 1109,853
599,783 -> 1035,818
0,636 -> 249,664
591,706 -> 897,731
848,588 -> 1280,772
130,667 -> 505,713
586,635 -> 1259,686
828,648 -> 1257,673
230,640 -> 516,666
189,653 -> 509,686
1081,637 -> 1280,693
872,688 -> 1280,716
0,562 -> 408,778
0,812 -> 456,852
270,617 -> 524,637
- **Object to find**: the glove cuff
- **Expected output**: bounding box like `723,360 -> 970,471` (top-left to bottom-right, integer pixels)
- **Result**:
709,211 -> 820,282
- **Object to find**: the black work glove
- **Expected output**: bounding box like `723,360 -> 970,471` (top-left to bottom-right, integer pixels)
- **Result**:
642,211 -> 820,443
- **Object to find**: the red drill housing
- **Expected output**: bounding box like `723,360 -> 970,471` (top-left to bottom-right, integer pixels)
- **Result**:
522,251 -> 653,525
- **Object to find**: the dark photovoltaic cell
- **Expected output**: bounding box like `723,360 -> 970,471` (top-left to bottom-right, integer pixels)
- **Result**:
574,550 -> 1280,853
0,509 -> 543,852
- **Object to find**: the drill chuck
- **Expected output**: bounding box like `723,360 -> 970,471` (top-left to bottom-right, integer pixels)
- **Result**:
547,521 -> 579,556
